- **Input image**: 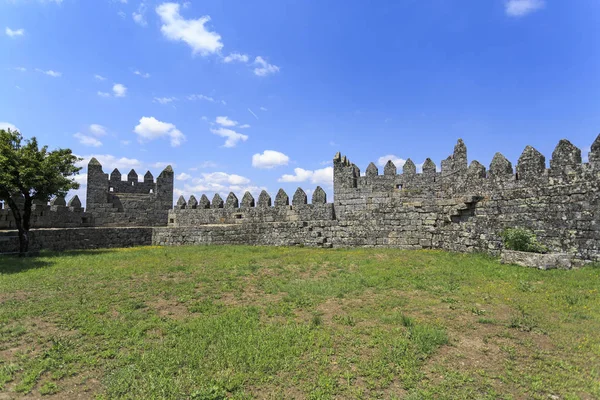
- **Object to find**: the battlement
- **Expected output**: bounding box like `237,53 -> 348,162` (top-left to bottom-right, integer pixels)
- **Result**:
86,158 -> 174,226
0,195 -> 92,229
168,187 -> 334,227
5,134 -> 600,263
106,168 -> 159,194
334,136 -> 600,199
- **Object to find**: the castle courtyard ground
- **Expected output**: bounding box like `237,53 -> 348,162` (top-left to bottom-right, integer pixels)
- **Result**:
0,246 -> 599,399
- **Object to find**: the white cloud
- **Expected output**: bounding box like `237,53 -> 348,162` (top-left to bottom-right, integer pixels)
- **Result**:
176,171 -> 265,200
0,122 -> 18,131
5,27 -> 24,37
254,56 -> 279,77
154,97 -> 177,104
89,124 -> 107,136
376,155 -> 424,172
252,150 -> 290,169
260,107 -> 268,111
36,69 -> 61,77
132,13 -> 145,25
505,0 -> 545,17
118,10 -> 126,19
94,74 -> 106,81
176,172 -> 191,181
73,173 -> 87,186
134,116 -> 186,147
150,161 -> 176,169
278,167 -> 333,186
13,67 -> 26,72
198,172 -> 250,186
113,83 -> 127,97
210,127 -> 248,148
76,154 -> 142,171
97,91 -> 111,97
187,93 -> 216,102
74,133 -> 103,147
377,155 -> 406,169
223,53 -> 249,63
215,116 -> 237,127
133,3 -> 148,26
156,2 -> 223,56
134,70 -> 151,78
239,124 -> 250,129
121,140 -> 131,146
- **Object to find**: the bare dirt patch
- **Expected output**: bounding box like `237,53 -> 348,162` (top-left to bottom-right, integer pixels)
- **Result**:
0,318 -> 76,360
147,298 -> 189,319
0,290 -> 31,305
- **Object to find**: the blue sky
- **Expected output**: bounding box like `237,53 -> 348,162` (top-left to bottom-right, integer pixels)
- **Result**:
1,0 -> 599,205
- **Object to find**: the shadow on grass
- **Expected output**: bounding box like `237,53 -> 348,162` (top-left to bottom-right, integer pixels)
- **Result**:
0,257 -> 55,274
0,248 -> 121,274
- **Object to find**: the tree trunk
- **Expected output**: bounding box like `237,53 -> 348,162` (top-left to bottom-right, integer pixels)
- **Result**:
18,228 -> 29,256
6,194 -> 31,256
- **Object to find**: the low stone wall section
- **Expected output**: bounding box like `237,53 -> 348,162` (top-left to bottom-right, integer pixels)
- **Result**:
168,204 -> 335,226
0,227 -> 153,254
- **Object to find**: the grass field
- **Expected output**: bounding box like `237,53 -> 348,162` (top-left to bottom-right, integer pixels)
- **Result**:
0,246 -> 599,399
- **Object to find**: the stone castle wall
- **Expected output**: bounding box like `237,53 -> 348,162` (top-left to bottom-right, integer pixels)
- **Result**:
168,187 -> 335,226
0,195 -> 92,230
2,135 -> 600,262
158,136 -> 600,261
85,158 -> 174,227
321,138 -> 600,260
0,227 -> 152,254
328,138 -> 600,260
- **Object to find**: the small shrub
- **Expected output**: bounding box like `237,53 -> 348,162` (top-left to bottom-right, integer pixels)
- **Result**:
311,313 -> 323,327
400,314 -> 414,328
500,228 -> 548,253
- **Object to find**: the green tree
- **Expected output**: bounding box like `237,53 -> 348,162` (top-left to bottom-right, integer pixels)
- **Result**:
0,129 -> 81,255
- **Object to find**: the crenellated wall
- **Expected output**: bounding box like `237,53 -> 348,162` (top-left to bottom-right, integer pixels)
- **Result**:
4,135 -> 600,263
0,195 -> 92,229
168,187 -> 334,226
160,135 -> 600,261
85,158 -> 174,226
331,136 -> 600,260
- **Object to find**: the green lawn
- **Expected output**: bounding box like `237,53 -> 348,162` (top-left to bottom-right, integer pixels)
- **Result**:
0,246 -> 599,399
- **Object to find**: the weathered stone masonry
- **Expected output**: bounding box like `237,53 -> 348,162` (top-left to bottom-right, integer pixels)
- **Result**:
86,158 -> 174,227
3,136 -> 600,262
155,135 -> 600,262
0,158 -> 174,230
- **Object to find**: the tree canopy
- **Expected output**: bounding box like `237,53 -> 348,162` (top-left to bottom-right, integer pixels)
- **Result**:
0,129 -> 82,254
